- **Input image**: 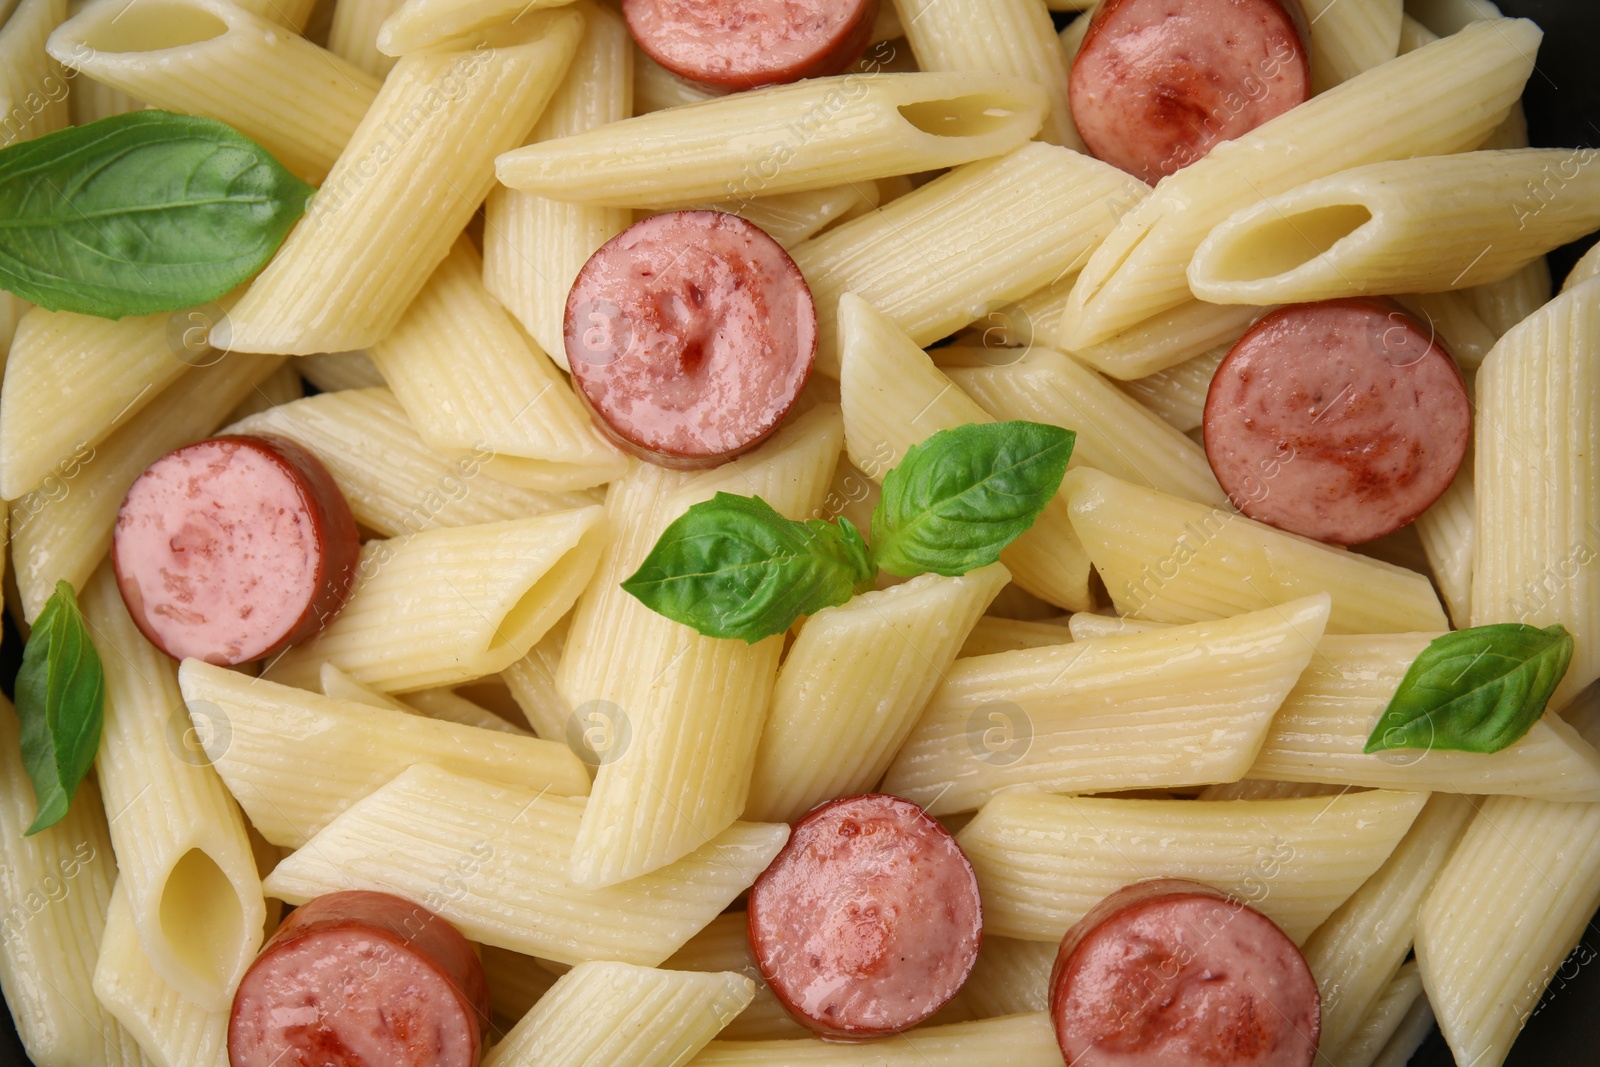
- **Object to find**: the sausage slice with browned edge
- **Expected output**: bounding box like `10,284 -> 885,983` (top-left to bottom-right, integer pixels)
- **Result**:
624,0 -> 880,92
1203,299 -> 1471,545
1069,0 -> 1312,184
112,434 -> 360,666
229,891 -> 490,1067
566,210 -> 816,469
747,793 -> 982,1039
1050,879 -> 1320,1067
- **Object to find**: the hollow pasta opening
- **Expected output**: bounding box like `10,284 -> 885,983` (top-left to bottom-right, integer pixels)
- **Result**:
159,847 -> 247,989
76,1 -> 228,52
898,95 -> 1030,139
1207,203 -> 1375,283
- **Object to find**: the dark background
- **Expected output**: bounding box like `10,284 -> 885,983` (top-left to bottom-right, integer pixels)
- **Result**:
1,0 -> 1596,1063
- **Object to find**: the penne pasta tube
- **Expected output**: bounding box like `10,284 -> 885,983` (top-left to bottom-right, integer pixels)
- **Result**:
483,1 -> 631,368
379,0 -> 574,55
1057,18 -> 1541,349
0,699 -> 147,1067
327,0 -> 404,77
501,614 -> 571,743
940,345 -> 1227,506
1397,14 -> 1439,53
1467,255 -> 1551,337
1473,274 -> 1600,706
563,407 -> 843,887
1188,150 -> 1600,306
229,387 -> 601,538
662,912 -> 807,1042
219,8 -> 584,355
294,350 -> 385,391
1407,0 -> 1507,36
881,595 -> 1333,814
404,686 -> 529,735
368,238 -> 626,491
481,945 -> 561,1028
794,143 -> 1147,377
957,789 -> 1429,944
690,1012 -> 1064,1067
959,614 -> 1074,659
745,564 -> 1009,825
82,565 -> 266,1013
1196,779 -> 1349,801
1063,467 -> 1449,633
1413,451 -> 1474,628
1301,0 -> 1403,92
1563,239 -> 1600,293
630,42 -> 711,114
265,506 -> 606,693
66,70 -> 141,125
1347,963 -> 1434,1067
1065,613 -> 1170,641
0,0 -> 70,150
179,661 -> 590,848
1068,297 -> 1263,380
838,294 -> 1095,611
892,0 -> 1084,149
481,961 -> 753,1067
263,762 -> 789,966
958,936 -> 1055,1019
10,349 -> 283,621
495,71 -> 1048,207
47,0 -> 380,184
1416,795 -> 1600,1067
1115,344 -> 1226,434
1394,290 -> 1499,370
226,360 -> 304,421
1302,793 -> 1474,1060
688,183 -> 880,250
1246,634 -> 1600,802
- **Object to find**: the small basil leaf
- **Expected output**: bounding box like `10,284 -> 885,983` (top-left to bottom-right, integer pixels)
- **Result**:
870,421 -> 1075,577
15,581 -> 106,835
622,493 -> 876,643
1363,623 -> 1574,755
0,111 -> 314,319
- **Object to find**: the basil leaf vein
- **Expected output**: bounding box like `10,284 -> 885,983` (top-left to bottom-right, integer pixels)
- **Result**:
0,111 -> 313,319
15,581 -> 106,835
1363,623 -> 1574,755
870,421 -> 1075,577
622,493 -> 874,643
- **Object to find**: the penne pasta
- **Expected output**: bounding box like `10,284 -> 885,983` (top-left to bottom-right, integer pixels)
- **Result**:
940,345 -> 1227,506
1416,795 -> 1600,1067
1397,14 -> 1439,53
1395,290 -> 1499,370
959,614 -> 1074,659
793,142 -> 1147,377
891,0 -> 1084,149
957,789 -> 1429,943
501,613 -> 572,743
661,912 -> 807,1042
495,71 -> 1048,207
1563,240 -> 1600,293
294,350 -> 386,391
1057,18 -> 1540,349
225,361 -> 304,421
48,0 -> 380,184
838,295 -> 1095,611
1246,634 -> 1600,802
1473,274 -> 1600,706
482,1 -> 631,368
481,961 -> 753,1067
690,1012 -> 1064,1067
379,0 -> 574,55
0,700 -> 146,1067
220,9 -> 584,354
881,595 -> 1333,813
481,945 -> 561,1029
1349,963 -> 1435,1067
1468,256 -> 1551,337
229,387 -> 601,538
1067,297 -> 1263,381
265,506 -> 606,693
180,661 -> 589,848
1063,467 -> 1449,633
957,936 -> 1055,1019
689,183 -> 880,250
327,0 -> 404,76
0,0 -> 70,150
82,565 -> 265,1013
263,762 -> 789,966
745,564 -> 1009,825
1413,451 -> 1475,628
1196,779 -> 1350,801
11,348 -> 282,621
1115,344 -> 1226,434
1301,0 -> 1403,92
630,42 -> 711,114
66,73 -> 140,124
368,238 -> 627,491
1188,150 -> 1600,306
1065,612 -> 1170,641
404,686 -> 529,734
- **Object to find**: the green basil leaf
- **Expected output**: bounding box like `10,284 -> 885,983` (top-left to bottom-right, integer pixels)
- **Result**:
15,581 -> 106,835
622,493 -> 875,643
0,111 -> 314,319
1363,623 -> 1574,755
870,420 -> 1075,577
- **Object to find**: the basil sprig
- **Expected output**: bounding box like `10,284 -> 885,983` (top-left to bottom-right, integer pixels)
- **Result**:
1364,623 -> 1574,756
15,582 -> 106,835
0,111 -> 313,319
623,421 -> 1075,642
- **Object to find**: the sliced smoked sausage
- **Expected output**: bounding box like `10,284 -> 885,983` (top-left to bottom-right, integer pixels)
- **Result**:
112,434 -> 360,665
624,0 -> 880,92
1069,0 -> 1312,184
228,891 -> 489,1067
565,210 -> 816,469
1050,879 -> 1320,1067
747,793 -> 982,1039
1203,299 -> 1471,545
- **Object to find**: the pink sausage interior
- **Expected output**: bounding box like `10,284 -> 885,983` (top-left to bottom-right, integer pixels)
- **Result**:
624,0 -> 879,91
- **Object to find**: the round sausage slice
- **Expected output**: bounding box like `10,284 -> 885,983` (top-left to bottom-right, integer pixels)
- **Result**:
1203,299 -> 1471,545
229,891 -> 489,1067
566,210 -> 816,469
112,434 -> 360,665
624,0 -> 880,92
1050,879 -> 1320,1067
747,793 -> 982,1039
1069,0 -> 1311,184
